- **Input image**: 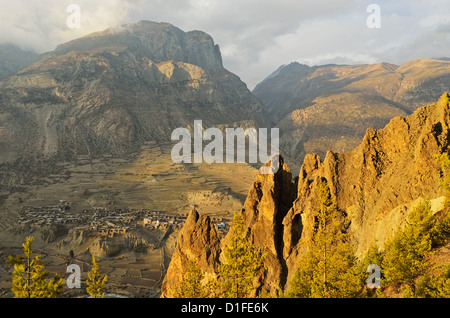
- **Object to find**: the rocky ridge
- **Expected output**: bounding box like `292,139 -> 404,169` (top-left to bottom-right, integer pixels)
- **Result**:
253,60 -> 450,170
162,93 -> 450,296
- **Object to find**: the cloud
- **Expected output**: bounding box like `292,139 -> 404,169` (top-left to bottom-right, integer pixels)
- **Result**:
0,0 -> 132,52
1,0 -> 450,88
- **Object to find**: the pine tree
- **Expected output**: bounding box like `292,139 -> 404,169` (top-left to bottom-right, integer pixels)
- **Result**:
379,155 -> 450,297
86,255 -> 108,298
433,265 -> 450,297
414,265 -> 450,298
288,180 -> 363,298
217,212 -> 266,298
435,153 -> 450,207
175,260 -> 210,298
382,199 -> 447,294
7,236 -> 64,298
362,243 -> 384,272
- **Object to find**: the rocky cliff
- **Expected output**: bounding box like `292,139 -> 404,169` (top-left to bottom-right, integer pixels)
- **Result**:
161,208 -> 221,298
162,93 -> 450,296
0,21 -> 267,184
282,93 -> 450,289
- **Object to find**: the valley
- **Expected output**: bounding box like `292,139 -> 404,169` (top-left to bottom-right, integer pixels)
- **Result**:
0,142 -> 258,297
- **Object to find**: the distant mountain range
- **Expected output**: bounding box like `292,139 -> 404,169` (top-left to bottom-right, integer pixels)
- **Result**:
2,22 -> 450,179
253,59 -> 450,171
0,44 -> 39,79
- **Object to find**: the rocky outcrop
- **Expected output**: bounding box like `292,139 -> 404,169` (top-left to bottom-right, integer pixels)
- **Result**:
161,208 -> 221,298
162,93 -> 450,296
238,155 -> 297,294
161,156 -> 296,297
295,93 -> 448,246
89,239 -> 122,258
283,93 -> 449,287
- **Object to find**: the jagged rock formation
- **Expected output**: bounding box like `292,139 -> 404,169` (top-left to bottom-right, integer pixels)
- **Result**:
162,93 -> 450,296
283,93 -> 449,277
238,156 -> 297,294
161,208 -> 221,298
253,60 -> 450,170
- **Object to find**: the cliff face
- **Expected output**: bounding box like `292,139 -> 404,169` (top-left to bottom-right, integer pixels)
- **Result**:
54,21 -> 223,72
305,92 -> 447,245
238,156 -> 297,294
162,93 -> 450,297
0,21 -> 267,179
161,208 -> 221,298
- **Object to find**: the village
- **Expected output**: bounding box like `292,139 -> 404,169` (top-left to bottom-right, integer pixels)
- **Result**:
16,201 -> 230,238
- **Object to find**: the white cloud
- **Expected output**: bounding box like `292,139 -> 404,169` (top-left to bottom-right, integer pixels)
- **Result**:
1,0 -> 450,88
0,0 -> 132,52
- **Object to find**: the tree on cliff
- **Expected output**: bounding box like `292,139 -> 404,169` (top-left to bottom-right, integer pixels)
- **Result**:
175,260 -> 210,298
288,180 -> 364,298
435,152 -> 450,206
383,200 -> 437,293
216,212 -> 266,298
7,236 -> 64,298
379,154 -> 450,297
382,199 -> 450,297
86,255 -> 108,298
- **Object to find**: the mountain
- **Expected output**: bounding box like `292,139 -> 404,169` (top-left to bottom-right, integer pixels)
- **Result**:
162,93 -> 450,296
0,44 -> 39,79
0,21 -> 270,295
253,60 -> 450,171
0,21 -> 267,184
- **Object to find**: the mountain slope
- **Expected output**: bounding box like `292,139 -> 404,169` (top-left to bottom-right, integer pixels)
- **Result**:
0,21 -> 267,182
253,60 -> 450,171
0,44 -> 38,79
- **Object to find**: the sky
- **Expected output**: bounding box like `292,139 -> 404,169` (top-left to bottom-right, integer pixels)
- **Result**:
1,0 -> 450,89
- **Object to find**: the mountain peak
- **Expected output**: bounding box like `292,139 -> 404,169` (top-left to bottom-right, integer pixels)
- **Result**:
266,61 -> 309,79
0,20 -> 266,165
54,20 -> 223,71
79,20 -> 177,39
253,62 -> 309,92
